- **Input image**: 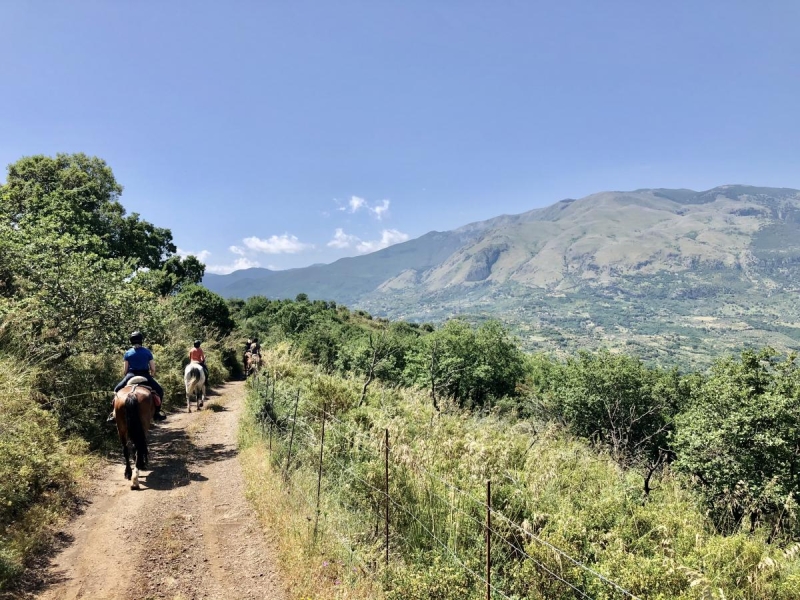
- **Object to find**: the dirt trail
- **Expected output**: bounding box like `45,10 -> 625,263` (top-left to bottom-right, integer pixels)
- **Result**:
30,381 -> 285,600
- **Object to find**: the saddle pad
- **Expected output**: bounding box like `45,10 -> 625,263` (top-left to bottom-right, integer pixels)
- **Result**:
128,376 -> 149,385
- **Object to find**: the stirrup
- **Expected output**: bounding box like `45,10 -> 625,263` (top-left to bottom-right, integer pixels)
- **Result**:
106,411 -> 115,423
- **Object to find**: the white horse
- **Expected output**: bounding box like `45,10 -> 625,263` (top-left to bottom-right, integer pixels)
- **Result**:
184,362 -> 206,412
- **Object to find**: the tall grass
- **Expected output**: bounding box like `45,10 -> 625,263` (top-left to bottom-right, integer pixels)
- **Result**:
0,356 -> 92,588
240,345 -> 800,600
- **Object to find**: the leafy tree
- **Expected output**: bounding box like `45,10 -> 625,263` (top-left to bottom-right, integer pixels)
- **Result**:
0,153 -> 175,269
137,255 -> 206,296
169,284 -> 235,337
0,234 -> 157,360
536,351 -> 685,466
673,349 -> 800,536
405,319 -> 524,408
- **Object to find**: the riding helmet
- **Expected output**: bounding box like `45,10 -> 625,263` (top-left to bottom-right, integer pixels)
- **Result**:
130,331 -> 144,345
193,340 -> 202,348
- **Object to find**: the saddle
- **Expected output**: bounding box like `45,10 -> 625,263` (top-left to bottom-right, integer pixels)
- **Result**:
126,376 -> 162,407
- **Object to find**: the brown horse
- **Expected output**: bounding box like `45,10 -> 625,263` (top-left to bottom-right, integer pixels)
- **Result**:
245,352 -> 261,378
113,377 -> 155,490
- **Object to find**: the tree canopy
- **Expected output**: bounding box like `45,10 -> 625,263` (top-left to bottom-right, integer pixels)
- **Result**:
0,153 -> 175,270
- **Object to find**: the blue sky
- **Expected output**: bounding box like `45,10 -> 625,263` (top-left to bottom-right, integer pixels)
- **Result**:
1,2 -> 799,273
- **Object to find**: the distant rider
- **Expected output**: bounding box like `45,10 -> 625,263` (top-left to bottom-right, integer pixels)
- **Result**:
111,331 -> 167,421
189,339 -> 209,392
243,337 -> 252,363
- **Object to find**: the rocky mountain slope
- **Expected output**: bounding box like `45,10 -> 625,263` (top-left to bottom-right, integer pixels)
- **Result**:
205,186 -> 800,365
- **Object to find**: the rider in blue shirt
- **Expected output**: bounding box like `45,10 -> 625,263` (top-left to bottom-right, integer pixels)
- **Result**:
110,331 -> 167,421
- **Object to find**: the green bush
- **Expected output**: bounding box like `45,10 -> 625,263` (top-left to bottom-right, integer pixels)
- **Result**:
674,350 -> 800,536
0,375 -> 87,588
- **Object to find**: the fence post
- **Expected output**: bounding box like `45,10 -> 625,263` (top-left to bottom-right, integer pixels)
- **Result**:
285,389 -> 300,476
384,428 -> 390,567
486,479 -> 491,600
314,404 -> 327,540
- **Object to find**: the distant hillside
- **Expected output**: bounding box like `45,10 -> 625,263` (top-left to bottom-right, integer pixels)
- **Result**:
205,186 -> 800,366
205,230 -> 471,304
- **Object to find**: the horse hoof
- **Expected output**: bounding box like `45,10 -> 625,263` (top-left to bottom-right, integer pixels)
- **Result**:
131,483 -> 139,490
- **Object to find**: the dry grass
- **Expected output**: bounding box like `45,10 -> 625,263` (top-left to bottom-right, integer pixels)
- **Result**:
240,431 -> 382,600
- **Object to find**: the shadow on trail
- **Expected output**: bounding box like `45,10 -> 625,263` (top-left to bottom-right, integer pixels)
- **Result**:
15,403 -> 239,598
140,419 -> 238,491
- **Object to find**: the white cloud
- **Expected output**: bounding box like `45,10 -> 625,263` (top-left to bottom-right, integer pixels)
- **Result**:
206,256 -> 261,275
348,196 -> 366,212
176,247 -> 212,262
337,196 -> 391,220
370,199 -> 390,220
229,245 -> 247,256
356,229 -> 409,254
327,228 -> 360,249
243,234 -> 313,254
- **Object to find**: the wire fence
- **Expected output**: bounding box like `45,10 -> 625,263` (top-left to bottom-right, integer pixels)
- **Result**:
248,371 -> 642,600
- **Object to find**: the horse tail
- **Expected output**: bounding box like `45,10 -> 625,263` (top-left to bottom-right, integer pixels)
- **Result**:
125,393 -> 148,467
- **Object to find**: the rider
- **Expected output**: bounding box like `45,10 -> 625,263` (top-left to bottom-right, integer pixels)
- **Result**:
250,337 -> 261,357
112,331 -> 167,421
189,340 -> 209,391
243,337 -> 252,361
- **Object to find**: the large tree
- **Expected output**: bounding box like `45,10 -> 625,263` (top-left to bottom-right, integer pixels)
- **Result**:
0,153 -> 175,269
0,154 -> 175,358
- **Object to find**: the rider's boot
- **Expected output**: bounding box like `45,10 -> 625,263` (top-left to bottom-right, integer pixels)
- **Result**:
107,410 -> 115,423
154,408 -> 167,421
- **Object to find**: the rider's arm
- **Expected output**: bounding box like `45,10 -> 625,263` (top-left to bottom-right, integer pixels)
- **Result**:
122,360 -> 129,375
149,359 -> 156,376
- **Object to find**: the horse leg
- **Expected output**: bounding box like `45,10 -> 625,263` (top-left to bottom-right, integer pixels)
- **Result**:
129,441 -> 139,489
187,389 -> 191,413
123,441 -> 132,481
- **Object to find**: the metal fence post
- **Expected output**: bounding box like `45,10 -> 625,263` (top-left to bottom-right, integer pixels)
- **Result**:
314,404 -> 326,540
486,479 -> 491,600
284,389 -> 300,475
385,428 -> 390,567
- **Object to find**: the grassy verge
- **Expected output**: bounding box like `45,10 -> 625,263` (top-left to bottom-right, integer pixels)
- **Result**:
237,344 -> 800,600
239,381 -> 382,599
0,358 -> 97,590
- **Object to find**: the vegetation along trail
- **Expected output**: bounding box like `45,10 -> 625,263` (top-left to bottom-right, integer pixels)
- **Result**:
29,381 -> 285,600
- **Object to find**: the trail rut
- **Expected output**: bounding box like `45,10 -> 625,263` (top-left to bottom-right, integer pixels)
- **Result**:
28,381 -> 285,600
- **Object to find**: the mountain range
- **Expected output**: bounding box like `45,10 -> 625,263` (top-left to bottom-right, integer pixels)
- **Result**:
204,185 -> 800,366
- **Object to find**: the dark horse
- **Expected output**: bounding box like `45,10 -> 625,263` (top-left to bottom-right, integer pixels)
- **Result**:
113,376 -> 155,490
